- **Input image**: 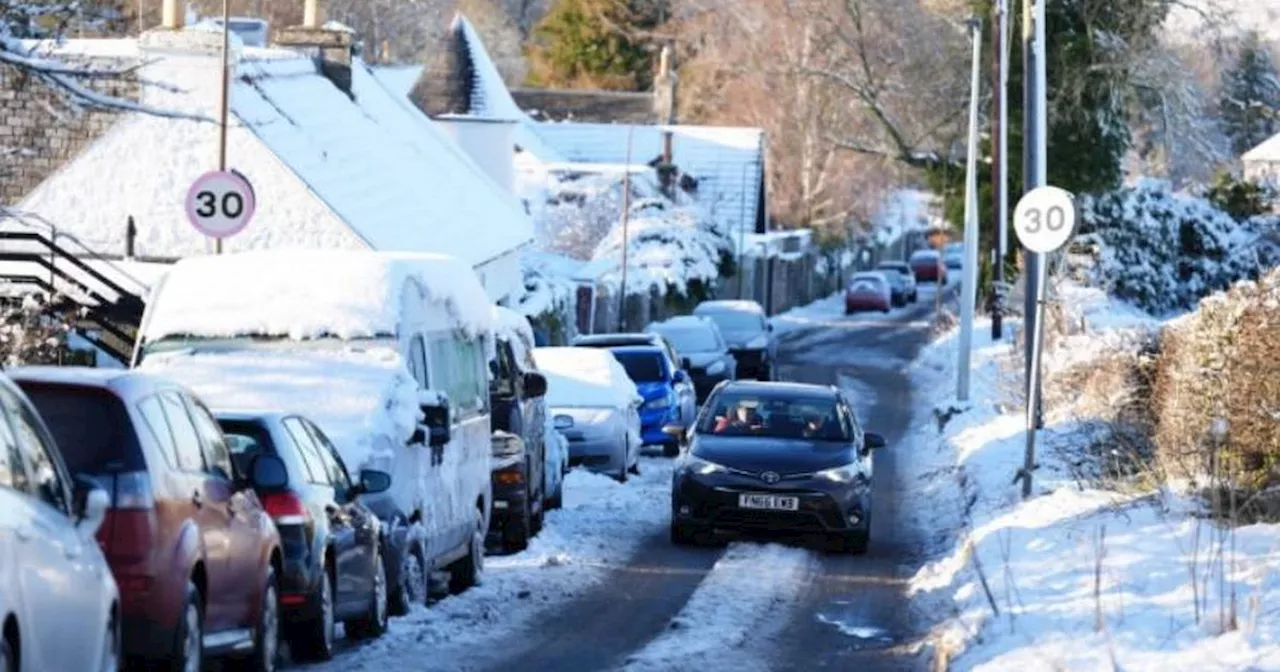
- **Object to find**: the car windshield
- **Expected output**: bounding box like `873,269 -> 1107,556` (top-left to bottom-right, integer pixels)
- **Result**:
699,310 -> 764,334
611,351 -> 667,382
699,393 -> 849,441
19,383 -> 144,474
658,326 -> 721,353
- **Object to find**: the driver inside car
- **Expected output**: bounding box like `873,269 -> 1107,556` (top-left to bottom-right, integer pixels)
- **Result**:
713,402 -> 765,434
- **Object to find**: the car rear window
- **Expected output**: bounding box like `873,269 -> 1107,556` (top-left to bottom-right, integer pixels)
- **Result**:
18,383 -> 144,474
216,419 -> 279,480
611,351 -> 667,382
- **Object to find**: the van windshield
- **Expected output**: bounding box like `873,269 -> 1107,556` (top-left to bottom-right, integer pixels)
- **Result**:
18,383 -> 144,474
137,333 -> 384,363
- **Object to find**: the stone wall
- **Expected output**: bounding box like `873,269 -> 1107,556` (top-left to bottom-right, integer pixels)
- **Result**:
0,60 -> 137,205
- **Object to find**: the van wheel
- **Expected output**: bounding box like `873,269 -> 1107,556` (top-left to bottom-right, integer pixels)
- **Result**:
346,548 -> 389,640
531,495 -> 545,535
1,632 -> 15,672
448,512 -> 485,594
390,545 -> 427,616
244,566 -> 280,671
289,567 -> 334,661
171,581 -> 203,672
546,485 -> 563,511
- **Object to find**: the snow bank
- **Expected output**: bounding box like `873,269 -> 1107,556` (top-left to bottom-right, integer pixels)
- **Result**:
141,250 -> 492,343
533,346 -> 641,409
903,282 -> 1280,669
138,346 -> 419,475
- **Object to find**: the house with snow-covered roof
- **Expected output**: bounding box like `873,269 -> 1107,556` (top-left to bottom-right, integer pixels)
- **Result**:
11,0 -> 533,304
1243,132 -> 1280,185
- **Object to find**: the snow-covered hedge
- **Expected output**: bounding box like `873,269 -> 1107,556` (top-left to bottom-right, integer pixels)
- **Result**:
1072,179 -> 1275,315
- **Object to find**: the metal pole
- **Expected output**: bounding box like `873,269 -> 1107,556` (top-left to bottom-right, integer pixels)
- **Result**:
617,126 -> 635,327
957,17 -> 983,403
215,0 -> 231,255
1020,0 -> 1049,497
992,0 -> 1009,340
1032,0 -> 1047,429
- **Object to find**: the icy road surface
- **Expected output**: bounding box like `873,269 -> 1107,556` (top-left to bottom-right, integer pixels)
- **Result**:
307,283 -> 957,672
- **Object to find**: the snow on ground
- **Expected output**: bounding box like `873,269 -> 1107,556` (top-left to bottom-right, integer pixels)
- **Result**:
621,542 -> 819,672
308,458 -> 674,670
901,283 -> 1280,670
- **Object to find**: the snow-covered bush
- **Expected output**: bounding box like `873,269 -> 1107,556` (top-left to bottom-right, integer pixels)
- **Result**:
515,252 -> 582,345
0,291 -> 78,366
1073,180 -> 1268,315
536,172 -> 633,260
1152,267 -> 1280,504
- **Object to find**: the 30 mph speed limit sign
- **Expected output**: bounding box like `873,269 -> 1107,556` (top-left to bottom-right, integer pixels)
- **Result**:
185,170 -> 257,239
1013,186 -> 1076,253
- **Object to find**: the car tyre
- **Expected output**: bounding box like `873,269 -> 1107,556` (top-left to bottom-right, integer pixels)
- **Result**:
1,631 -> 15,672
291,564 -> 335,661
346,546 -> 390,640
662,441 -> 680,458
100,607 -> 121,672
531,496 -> 545,535
628,459 -> 641,476
242,565 -> 281,672
504,494 -> 532,553
669,520 -> 703,546
448,512 -> 485,594
546,484 -> 563,510
170,580 -> 203,672
389,543 -> 427,616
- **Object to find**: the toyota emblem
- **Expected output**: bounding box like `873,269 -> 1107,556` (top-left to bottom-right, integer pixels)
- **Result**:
760,471 -> 780,484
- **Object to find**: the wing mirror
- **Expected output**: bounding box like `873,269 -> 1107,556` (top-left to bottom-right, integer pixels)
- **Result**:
661,424 -> 685,439
864,432 -> 886,450
412,391 -> 453,447
672,370 -> 689,384
72,475 -> 110,538
356,469 -> 392,495
523,371 -> 548,398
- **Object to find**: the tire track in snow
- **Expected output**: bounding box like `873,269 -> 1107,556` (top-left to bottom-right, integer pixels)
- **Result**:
620,542 -> 820,672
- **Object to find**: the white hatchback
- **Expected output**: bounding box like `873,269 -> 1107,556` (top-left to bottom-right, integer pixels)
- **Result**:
0,375 -> 119,671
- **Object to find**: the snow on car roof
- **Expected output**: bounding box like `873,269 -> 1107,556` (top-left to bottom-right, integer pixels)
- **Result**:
693,300 -> 765,315
910,249 -> 940,259
142,250 -> 492,343
138,346 -> 419,476
532,346 -> 640,409
651,315 -> 718,332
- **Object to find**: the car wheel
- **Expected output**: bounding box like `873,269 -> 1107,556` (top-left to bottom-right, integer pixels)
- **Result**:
504,493 -> 532,553
662,441 -> 680,458
669,521 -> 700,546
100,608 -> 121,672
290,565 -> 335,661
346,548 -> 389,640
244,565 -> 281,672
0,633 -> 14,672
171,581 -> 203,672
546,484 -> 563,511
448,511 -> 485,593
531,496 -> 545,536
390,544 -> 428,616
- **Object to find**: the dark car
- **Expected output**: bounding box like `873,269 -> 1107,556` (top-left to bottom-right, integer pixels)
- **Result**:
10,367 -> 284,671
692,301 -> 777,381
487,431 -> 537,552
647,316 -> 737,403
666,381 -> 886,554
874,261 -> 918,305
216,411 -> 392,661
606,344 -> 687,456
489,312 -> 551,552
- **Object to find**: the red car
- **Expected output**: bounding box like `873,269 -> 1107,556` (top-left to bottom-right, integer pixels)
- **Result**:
12,367 -> 284,672
845,272 -> 893,313
909,249 -> 947,284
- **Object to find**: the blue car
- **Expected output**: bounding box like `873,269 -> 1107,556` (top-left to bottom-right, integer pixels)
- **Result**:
606,344 -> 688,457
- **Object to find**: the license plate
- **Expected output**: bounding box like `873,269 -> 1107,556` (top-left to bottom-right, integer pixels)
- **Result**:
738,493 -> 799,511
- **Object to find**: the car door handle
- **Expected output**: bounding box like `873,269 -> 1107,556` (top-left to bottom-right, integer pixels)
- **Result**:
14,526 -> 32,542
64,544 -> 81,560
191,490 -> 203,509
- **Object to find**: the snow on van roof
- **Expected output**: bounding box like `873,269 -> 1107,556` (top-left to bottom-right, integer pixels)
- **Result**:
138,346 -> 419,477
532,346 -> 640,410
142,250 -> 492,343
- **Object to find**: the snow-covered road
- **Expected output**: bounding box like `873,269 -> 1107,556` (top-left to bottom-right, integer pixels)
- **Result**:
305,281 -> 959,672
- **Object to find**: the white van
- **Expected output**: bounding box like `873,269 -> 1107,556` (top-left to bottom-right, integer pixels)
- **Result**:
131,250 -> 494,612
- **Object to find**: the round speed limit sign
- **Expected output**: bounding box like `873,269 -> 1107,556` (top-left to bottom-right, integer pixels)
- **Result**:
1013,185 -> 1076,253
185,169 -> 257,238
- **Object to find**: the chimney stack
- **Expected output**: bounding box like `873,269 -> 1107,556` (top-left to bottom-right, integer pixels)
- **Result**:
161,0 -> 182,29
655,43 -> 678,198
303,0 -> 323,28
276,0 -> 355,99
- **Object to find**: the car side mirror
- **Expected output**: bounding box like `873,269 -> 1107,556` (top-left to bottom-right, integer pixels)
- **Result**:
523,371 -> 548,398
672,370 -> 689,384
249,453 -> 289,491
418,392 -> 452,447
73,476 -> 109,538
864,432 -> 886,450
357,469 -> 392,495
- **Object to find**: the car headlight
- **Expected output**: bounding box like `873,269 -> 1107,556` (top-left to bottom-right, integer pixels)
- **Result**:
814,463 -> 861,484
706,360 -> 726,375
684,455 -> 727,476
746,335 -> 769,349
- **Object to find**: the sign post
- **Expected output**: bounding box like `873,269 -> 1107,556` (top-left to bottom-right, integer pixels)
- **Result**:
1012,185 -> 1075,498
185,170 -> 257,240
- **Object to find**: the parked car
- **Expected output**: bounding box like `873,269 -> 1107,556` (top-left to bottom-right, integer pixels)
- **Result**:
489,307 -> 551,552
647,316 -> 737,403
533,347 -> 642,482
942,241 -> 964,271
132,250 -> 494,615
667,381 -> 886,554
573,332 -> 696,433
692,301 -> 777,381
11,367 -> 284,671
908,249 -> 947,284
605,344 -> 688,457
0,374 -> 119,672
845,272 -> 894,313
543,417 -> 569,511
874,260 -> 919,305
216,411 -> 393,661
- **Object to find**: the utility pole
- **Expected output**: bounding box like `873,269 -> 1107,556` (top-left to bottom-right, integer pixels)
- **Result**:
992,0 -> 1010,340
957,16 -> 983,403
617,126 -> 635,328
215,0 -> 230,255
1021,0 -> 1047,429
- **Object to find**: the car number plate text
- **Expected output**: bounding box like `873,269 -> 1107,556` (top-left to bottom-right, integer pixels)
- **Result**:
738,493 -> 799,511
